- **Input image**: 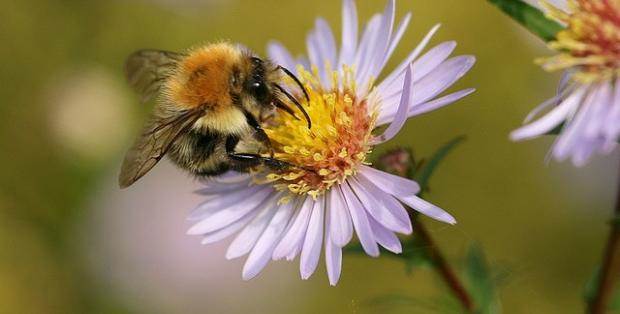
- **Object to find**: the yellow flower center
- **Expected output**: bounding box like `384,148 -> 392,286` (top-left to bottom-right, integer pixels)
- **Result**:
261,67 -> 377,199
539,0 -> 620,82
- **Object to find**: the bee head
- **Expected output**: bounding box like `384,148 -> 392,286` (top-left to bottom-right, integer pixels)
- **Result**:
228,56 -> 272,124
246,56 -> 273,105
231,54 -> 311,129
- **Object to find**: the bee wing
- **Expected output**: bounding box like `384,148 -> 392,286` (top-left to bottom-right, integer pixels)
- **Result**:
125,49 -> 185,103
119,107 -> 202,188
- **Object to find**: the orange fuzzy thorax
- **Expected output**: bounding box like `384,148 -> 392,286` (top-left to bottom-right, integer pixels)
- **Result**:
165,43 -> 243,110
539,0 -> 620,82
261,67 -> 376,199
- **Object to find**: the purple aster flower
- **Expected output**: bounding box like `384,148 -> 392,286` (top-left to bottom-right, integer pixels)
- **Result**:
511,0 -> 620,166
187,0 -> 475,285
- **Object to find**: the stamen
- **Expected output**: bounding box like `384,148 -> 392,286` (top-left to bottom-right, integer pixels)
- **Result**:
539,0 -> 620,82
262,67 -> 376,198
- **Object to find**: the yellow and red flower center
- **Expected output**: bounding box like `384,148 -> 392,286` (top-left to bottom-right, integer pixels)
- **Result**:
260,67 -> 377,199
540,0 -> 620,82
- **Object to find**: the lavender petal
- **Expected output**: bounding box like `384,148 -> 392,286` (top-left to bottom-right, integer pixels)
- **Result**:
300,197 -> 325,279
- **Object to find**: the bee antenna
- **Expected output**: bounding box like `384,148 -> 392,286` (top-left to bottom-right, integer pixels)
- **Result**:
274,84 -> 312,129
273,98 -> 300,121
277,65 -> 310,102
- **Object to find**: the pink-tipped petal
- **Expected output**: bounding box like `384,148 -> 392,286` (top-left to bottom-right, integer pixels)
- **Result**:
285,247 -> 300,261
410,56 -> 476,105
381,24 -> 441,86
511,87 -> 586,141
381,12 -> 412,74
189,184 -> 262,221
338,0 -> 358,67
369,216 -> 402,254
307,31 -> 328,84
225,194 -> 281,259
377,88 -> 475,126
348,177 -> 412,234
325,229 -> 343,286
201,210 -> 258,245
187,186 -> 272,234
408,88 -> 475,117
300,198 -> 325,279
353,175 -> 412,234
353,14 -> 382,92
373,63 -> 413,144
340,183 -> 379,257
378,57 -> 475,123
397,194 -> 456,225
358,165 -> 420,196
272,197 -> 313,260
378,41 -> 457,98
553,86 -> 601,164
267,41 -> 297,72
360,0 -> 395,84
242,200 -> 296,280
328,188 -> 353,247
315,18 -> 338,69
604,80 -> 620,138
523,93 -> 566,124
411,41 -> 458,82
584,83 -> 612,138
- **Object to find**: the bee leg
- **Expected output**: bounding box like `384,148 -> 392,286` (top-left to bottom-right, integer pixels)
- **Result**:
226,136 -> 292,171
243,111 -> 274,157
230,153 -> 294,171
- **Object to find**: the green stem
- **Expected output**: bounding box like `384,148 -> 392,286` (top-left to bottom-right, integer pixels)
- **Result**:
589,159 -> 620,313
410,212 -> 475,312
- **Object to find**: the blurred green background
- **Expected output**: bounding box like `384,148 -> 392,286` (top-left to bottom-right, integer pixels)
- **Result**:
2,0 -> 619,313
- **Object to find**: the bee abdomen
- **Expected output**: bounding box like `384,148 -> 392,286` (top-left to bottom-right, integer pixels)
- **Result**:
168,130 -> 230,177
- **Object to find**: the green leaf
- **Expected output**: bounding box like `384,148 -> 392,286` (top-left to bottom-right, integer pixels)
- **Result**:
463,245 -> 494,312
414,135 -> 466,193
487,0 -> 563,42
584,267 -> 620,311
462,244 -> 505,314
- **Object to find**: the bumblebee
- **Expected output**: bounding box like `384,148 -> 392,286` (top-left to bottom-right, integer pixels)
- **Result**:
119,42 -> 311,188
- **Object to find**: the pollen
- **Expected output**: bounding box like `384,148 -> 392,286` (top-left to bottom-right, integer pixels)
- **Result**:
262,67 -> 376,198
539,0 -> 620,82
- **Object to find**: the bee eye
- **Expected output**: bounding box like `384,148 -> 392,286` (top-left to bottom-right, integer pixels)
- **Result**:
250,80 -> 269,103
